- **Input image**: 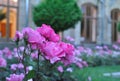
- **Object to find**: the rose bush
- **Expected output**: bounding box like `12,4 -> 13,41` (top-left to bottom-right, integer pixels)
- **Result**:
74,44 -> 120,67
0,24 -> 87,81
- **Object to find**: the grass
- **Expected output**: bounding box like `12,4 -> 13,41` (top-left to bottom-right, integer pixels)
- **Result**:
74,65 -> 120,81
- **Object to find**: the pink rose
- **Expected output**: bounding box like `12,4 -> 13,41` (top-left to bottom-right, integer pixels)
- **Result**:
107,50 -> 112,54
6,73 -> 24,81
10,64 -> 17,70
11,63 -> 24,70
61,55 -> 75,66
103,45 -> 108,50
37,24 -> 60,42
14,31 -> 23,41
57,66 -> 63,73
0,57 -> 7,67
17,63 -> 24,69
82,61 -> 88,67
76,62 -> 83,69
2,47 -> 12,59
49,33 -> 60,42
59,42 -> 74,55
22,27 -> 45,44
42,42 -> 65,64
113,44 -> 119,50
59,42 -> 75,65
77,46 -> 85,52
31,52 -> 38,59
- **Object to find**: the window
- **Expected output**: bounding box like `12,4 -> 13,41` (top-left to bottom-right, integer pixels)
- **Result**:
81,3 -> 97,42
0,0 -> 18,41
111,9 -> 120,42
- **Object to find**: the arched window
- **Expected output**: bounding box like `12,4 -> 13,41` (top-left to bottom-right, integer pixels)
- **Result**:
0,0 -> 19,41
81,3 -> 97,42
111,9 -> 120,42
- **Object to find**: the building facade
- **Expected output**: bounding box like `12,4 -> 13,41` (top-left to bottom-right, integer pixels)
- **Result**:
64,0 -> 120,45
0,0 -> 120,45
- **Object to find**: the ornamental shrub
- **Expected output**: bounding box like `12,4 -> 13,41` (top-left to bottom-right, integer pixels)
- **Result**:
33,0 -> 82,32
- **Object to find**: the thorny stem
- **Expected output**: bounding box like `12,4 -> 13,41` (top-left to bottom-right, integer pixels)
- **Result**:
16,42 -> 22,62
23,45 -> 27,75
37,50 -> 40,80
16,41 -> 27,75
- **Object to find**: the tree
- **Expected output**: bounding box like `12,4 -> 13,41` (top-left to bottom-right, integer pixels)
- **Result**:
33,0 -> 82,32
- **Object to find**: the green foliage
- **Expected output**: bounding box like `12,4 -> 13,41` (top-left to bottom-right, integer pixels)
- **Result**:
33,0 -> 82,32
74,65 -> 120,81
24,70 -> 35,81
32,60 -> 77,81
117,22 -> 120,32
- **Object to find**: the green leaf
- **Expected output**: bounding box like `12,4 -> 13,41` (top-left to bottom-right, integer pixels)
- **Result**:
117,22 -> 120,32
0,67 -> 7,71
24,70 -> 35,81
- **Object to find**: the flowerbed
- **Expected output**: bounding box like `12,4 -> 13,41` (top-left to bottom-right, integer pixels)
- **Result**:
0,24 -> 87,81
75,44 -> 120,67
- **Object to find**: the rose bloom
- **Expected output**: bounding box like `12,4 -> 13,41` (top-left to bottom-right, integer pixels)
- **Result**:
76,62 -> 83,69
37,24 -> 60,42
0,57 -> 7,67
22,27 -> 46,50
17,63 -> 24,69
10,64 -> 17,70
59,42 -> 75,65
6,73 -> 24,81
31,52 -> 38,59
22,27 -> 45,44
42,42 -> 65,64
14,31 -> 23,41
2,47 -> 12,59
57,66 -> 64,73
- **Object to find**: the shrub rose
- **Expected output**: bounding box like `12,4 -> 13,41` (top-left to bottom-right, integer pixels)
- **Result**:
0,57 -> 7,67
6,73 -> 24,81
42,42 -> 65,64
37,24 -> 60,42
22,27 -> 45,44
57,66 -> 64,73
14,31 -> 23,41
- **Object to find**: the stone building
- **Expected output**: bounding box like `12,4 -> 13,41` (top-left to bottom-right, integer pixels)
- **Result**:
0,0 -> 120,45
64,0 -> 120,45
65,0 -> 120,44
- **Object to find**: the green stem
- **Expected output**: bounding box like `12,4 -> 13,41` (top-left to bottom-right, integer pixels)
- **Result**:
37,50 -> 40,80
22,44 -> 27,75
16,42 -> 22,63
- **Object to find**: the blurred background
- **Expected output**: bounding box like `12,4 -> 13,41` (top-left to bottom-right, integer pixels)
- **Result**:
0,0 -> 120,45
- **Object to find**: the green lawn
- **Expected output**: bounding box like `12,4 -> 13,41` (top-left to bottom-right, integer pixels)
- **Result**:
74,65 -> 120,81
